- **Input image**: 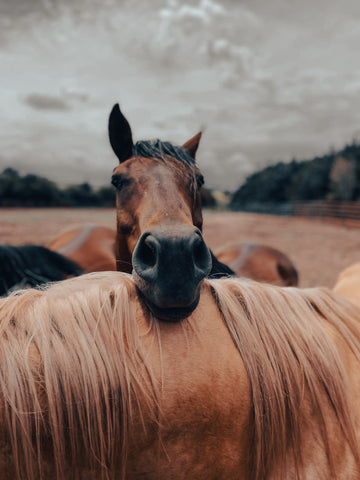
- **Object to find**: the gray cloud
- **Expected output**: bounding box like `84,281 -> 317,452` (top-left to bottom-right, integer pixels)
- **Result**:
23,93 -> 71,112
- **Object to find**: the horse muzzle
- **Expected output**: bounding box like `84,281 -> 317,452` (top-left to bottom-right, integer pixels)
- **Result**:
132,226 -> 212,322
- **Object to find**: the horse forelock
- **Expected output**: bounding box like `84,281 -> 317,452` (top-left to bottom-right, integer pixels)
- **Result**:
132,140 -> 195,167
132,140 -> 198,201
208,277 -> 360,479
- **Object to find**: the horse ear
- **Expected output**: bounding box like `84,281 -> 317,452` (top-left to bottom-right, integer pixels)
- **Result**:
182,132 -> 202,159
108,104 -> 133,163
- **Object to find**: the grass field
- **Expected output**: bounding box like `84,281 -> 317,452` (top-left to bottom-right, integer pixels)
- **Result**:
0,208 -> 359,289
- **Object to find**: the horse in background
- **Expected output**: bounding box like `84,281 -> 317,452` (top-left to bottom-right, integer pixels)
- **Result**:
0,272 -> 359,479
48,225 -> 116,272
215,242 -> 299,286
333,261 -> 360,309
0,244 -> 82,296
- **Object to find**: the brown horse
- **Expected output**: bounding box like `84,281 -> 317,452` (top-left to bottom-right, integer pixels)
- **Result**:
108,103 -> 230,321
108,104 -> 300,319
215,242 -> 299,286
0,272 -> 359,479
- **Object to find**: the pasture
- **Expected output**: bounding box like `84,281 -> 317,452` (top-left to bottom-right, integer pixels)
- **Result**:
0,207 -> 359,288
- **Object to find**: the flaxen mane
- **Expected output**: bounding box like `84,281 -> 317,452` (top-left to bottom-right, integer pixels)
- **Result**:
0,273 -> 159,479
0,273 -> 359,479
209,278 -> 360,479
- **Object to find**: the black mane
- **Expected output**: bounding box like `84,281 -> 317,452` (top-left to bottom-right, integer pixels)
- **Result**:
0,245 -> 83,296
208,250 -> 236,279
132,140 -> 195,167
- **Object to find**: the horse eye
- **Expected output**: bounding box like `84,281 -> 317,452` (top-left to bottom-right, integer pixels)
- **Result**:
196,174 -> 204,189
111,175 -> 125,190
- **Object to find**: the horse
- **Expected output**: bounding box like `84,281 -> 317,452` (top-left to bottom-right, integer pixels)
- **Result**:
333,261 -> 360,309
0,244 -> 83,296
0,272 -> 359,479
47,225 -> 117,272
108,104 -> 299,320
215,242 -> 299,286
108,103 -> 234,321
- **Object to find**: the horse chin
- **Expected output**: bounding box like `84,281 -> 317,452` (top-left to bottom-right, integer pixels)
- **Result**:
139,293 -> 200,323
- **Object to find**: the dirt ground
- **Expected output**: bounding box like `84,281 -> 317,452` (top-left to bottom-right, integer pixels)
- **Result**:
0,208 -> 359,289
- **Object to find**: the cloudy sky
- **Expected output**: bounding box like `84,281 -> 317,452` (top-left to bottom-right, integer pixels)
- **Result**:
1,0 -> 360,191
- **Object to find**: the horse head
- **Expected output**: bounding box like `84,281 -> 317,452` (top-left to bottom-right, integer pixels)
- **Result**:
108,104 -> 212,321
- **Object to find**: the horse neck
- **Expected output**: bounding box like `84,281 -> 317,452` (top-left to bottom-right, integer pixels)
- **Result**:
115,232 -> 133,273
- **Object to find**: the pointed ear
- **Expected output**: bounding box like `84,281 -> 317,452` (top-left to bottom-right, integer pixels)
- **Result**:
108,104 -> 133,163
182,132 -> 202,159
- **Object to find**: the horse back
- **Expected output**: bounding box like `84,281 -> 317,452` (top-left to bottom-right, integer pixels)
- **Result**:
48,225 -> 117,272
215,242 -> 298,286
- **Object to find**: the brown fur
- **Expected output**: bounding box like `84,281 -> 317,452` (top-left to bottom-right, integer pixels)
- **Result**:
112,151 -> 202,273
48,225 -> 116,272
0,273 -> 359,478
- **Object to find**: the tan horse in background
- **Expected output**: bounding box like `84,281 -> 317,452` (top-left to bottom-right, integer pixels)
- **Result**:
0,272 -> 359,479
48,225 -> 116,272
333,261 -> 360,309
215,242 -> 298,286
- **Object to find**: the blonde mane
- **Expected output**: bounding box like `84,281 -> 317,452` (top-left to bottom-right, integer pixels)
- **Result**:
0,273 -> 359,479
208,278 -> 360,479
0,273 -> 159,479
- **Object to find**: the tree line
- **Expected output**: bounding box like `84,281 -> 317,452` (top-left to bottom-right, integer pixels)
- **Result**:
0,168 -> 116,207
6,138 -> 357,210
230,142 -> 360,210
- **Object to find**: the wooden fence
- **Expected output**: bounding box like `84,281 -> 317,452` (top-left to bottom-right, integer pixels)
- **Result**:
236,201 -> 360,225
293,201 -> 360,222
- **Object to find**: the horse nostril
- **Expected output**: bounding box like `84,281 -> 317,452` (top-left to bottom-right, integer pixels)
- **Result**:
192,233 -> 211,273
134,234 -> 158,270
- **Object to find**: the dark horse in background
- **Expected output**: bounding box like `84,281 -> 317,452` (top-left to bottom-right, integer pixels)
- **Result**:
0,245 -> 82,296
